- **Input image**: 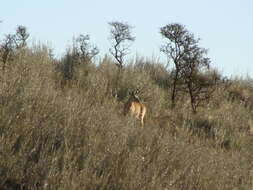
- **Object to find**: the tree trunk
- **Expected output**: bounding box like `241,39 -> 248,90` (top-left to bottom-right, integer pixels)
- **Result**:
115,65 -> 122,95
171,70 -> 179,109
187,81 -> 197,114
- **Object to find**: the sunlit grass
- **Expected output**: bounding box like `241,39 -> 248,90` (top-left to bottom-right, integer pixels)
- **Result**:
0,47 -> 252,189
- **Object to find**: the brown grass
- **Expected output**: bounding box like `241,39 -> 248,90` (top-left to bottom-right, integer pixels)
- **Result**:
0,46 -> 252,189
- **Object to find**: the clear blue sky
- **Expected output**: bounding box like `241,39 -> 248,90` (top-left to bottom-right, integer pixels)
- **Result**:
1,0 -> 252,77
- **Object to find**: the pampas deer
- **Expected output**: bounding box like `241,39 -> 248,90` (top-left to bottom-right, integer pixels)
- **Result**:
124,89 -> 147,127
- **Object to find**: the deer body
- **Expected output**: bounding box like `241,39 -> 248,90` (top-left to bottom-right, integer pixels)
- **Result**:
124,90 -> 146,127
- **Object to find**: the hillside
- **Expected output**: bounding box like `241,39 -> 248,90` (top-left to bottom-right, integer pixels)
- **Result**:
0,44 -> 252,189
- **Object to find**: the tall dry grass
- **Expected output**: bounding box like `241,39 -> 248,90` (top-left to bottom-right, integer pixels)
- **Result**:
0,46 -> 252,189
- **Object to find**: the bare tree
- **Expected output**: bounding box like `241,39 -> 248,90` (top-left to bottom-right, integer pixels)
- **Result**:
74,34 -> 99,64
15,25 -> 29,48
180,32 -> 218,113
108,21 -> 135,69
108,21 -> 135,98
160,23 -> 216,112
160,23 -> 190,108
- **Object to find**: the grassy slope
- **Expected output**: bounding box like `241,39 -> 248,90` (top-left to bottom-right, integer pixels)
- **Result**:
0,47 -> 252,189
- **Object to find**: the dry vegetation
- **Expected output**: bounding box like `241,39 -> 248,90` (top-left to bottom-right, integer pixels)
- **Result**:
0,25 -> 253,190
0,46 -> 252,190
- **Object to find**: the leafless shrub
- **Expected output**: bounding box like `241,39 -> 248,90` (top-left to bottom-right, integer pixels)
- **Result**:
55,34 -> 98,88
183,70 -> 219,113
74,34 -> 99,64
0,25 -> 29,71
0,34 -> 16,70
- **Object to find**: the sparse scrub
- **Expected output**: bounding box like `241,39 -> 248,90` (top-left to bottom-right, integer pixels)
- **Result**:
54,34 -> 98,89
134,57 -> 170,89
